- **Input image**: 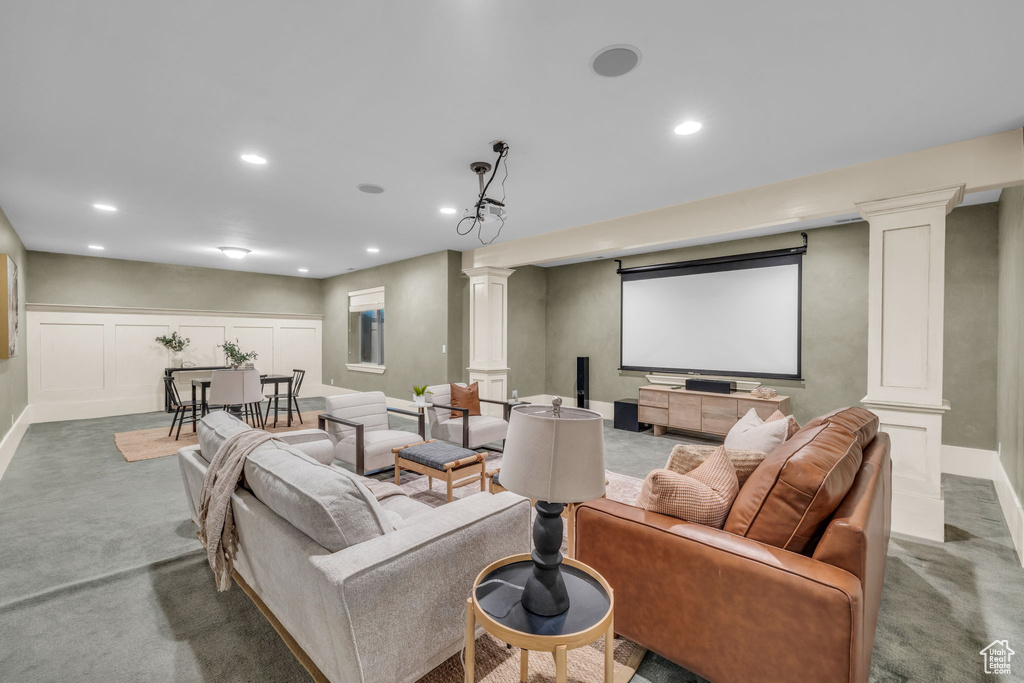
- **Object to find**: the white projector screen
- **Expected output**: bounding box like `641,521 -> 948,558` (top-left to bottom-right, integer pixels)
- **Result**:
620,254 -> 802,378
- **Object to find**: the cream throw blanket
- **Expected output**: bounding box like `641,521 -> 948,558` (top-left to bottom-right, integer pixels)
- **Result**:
198,429 -> 279,591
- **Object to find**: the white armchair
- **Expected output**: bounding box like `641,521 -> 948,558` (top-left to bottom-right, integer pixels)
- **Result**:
425,383 -> 517,451
318,391 -> 425,475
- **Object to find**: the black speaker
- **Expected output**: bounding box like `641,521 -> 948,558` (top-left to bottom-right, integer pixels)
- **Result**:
614,399 -> 649,432
685,378 -> 736,394
576,357 -> 590,408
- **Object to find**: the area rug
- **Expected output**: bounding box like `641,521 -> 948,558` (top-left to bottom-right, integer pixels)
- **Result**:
114,411 -> 322,462
420,631 -> 645,683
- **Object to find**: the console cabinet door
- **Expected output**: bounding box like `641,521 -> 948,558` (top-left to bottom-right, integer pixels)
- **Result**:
668,393 -> 701,431
701,396 -> 737,435
736,399 -> 777,421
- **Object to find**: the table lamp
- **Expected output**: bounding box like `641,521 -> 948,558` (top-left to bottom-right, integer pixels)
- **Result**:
499,397 -> 606,616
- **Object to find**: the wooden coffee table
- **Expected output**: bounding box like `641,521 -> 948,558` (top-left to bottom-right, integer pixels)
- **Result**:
393,440 -> 487,503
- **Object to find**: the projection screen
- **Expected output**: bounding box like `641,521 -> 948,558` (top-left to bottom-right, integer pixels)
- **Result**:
620,252 -> 802,379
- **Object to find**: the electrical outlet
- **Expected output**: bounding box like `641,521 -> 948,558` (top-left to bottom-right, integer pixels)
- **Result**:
331,378 -> 334,386
442,344 -> 446,354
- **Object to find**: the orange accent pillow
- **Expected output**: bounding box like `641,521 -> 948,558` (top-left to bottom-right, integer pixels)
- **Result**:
636,446 -> 739,528
450,382 -> 481,417
764,410 -> 800,439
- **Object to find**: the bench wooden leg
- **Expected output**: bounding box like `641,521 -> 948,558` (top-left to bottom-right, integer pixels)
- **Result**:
446,471 -> 454,503
479,462 -> 486,493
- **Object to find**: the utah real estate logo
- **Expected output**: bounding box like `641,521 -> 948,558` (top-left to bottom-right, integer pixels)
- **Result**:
980,640 -> 1014,675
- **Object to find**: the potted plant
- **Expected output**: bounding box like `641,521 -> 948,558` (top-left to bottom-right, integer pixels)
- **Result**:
156,331 -> 190,367
412,384 -> 429,405
220,339 -> 258,370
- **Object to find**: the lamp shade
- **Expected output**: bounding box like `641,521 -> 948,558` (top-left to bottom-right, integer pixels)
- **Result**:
499,403 -> 605,504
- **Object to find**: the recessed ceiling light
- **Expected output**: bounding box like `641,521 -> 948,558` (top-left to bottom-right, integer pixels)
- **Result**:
591,45 -> 642,77
674,120 -> 702,136
219,247 -> 251,259
366,247 -> 380,253
240,153 -> 267,165
88,245 -> 105,250
439,207 -> 457,215
357,184 -> 385,194
298,268 -> 309,273
93,203 -> 117,212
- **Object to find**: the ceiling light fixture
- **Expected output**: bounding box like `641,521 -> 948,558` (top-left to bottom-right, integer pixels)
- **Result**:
219,247 -> 251,259
88,245 -> 105,250
674,120 -> 702,136
93,203 -> 117,212
240,153 -> 267,165
439,207 -> 457,215
366,247 -> 380,253
298,268 -> 309,273
357,184 -> 385,194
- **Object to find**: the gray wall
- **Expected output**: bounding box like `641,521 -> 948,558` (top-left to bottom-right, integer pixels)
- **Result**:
998,186 -> 1024,501
26,251 -> 323,315
321,250 -> 462,398
507,265 -> 547,398
944,203 -> 999,450
535,203 -> 999,450
0,208 -> 27,441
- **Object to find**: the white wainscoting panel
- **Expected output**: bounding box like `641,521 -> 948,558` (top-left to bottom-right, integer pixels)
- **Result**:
27,306 -> 322,422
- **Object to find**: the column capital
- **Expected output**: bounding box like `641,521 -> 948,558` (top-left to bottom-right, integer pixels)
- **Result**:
462,266 -> 515,279
855,184 -> 964,220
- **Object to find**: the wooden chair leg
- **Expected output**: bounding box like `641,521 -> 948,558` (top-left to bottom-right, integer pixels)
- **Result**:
169,407 -> 178,437
176,408 -> 186,440
293,395 -> 303,424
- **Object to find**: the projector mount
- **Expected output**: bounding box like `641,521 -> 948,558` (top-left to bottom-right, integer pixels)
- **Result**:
456,141 -> 510,245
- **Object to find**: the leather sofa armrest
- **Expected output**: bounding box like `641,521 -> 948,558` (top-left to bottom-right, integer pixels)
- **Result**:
575,498 -> 866,683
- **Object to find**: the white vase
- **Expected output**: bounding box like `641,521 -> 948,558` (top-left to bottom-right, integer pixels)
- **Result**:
171,351 -> 183,368
414,394 -> 426,405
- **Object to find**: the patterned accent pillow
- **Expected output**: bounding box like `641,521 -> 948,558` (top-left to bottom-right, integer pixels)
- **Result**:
450,382 -> 481,417
636,446 -> 739,528
764,409 -> 800,439
724,408 -> 789,452
666,444 -> 767,487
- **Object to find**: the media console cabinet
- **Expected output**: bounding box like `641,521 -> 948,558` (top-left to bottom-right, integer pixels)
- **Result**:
638,385 -> 791,438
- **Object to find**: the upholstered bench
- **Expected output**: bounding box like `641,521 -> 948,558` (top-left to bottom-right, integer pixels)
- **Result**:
393,440 -> 488,503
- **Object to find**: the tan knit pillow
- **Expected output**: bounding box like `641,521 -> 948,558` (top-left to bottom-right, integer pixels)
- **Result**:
764,409 -> 800,439
666,444 -> 767,487
636,446 -> 739,528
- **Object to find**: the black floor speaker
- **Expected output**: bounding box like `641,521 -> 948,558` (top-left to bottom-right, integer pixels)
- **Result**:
576,357 -> 589,408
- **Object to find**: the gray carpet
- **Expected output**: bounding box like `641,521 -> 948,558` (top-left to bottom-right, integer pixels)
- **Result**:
0,402 -> 1021,682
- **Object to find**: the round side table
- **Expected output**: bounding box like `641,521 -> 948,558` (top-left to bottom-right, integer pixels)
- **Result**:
464,553 -> 614,683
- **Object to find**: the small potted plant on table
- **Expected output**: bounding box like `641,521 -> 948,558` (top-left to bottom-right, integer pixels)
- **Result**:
220,339 -> 258,369
156,331 -> 190,367
413,385 -> 429,405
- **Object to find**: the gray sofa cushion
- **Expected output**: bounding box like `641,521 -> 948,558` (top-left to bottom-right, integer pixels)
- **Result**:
243,440 -> 392,551
197,410 -> 252,462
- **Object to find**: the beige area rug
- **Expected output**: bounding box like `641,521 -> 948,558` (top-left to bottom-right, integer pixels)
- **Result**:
420,632 -> 645,683
114,411 -> 322,462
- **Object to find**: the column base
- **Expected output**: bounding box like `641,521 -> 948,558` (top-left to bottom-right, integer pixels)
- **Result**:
892,489 -> 945,542
468,368 -> 508,418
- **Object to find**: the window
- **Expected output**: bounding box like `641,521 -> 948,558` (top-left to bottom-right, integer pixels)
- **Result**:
347,286 -> 386,373
357,308 -> 384,365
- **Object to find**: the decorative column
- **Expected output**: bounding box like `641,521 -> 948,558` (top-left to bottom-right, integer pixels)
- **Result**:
856,184 -> 964,542
464,266 -> 514,416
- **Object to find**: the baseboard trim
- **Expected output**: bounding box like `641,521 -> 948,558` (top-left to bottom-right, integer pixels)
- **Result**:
891,489 -> 945,542
941,445 -> 998,479
0,407 -> 30,481
940,444 -> 1023,567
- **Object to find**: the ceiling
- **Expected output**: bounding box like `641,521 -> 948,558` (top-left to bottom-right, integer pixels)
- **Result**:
1,1 -> 1023,279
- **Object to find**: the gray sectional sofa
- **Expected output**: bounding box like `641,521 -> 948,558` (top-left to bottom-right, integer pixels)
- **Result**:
177,411 -> 531,683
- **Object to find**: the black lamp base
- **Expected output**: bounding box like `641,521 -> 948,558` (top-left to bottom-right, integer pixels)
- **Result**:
521,500 -> 570,617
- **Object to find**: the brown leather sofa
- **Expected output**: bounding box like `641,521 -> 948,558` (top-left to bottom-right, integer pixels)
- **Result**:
575,407 -> 891,683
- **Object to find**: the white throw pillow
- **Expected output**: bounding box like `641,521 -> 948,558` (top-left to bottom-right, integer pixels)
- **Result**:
724,408 -> 789,453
